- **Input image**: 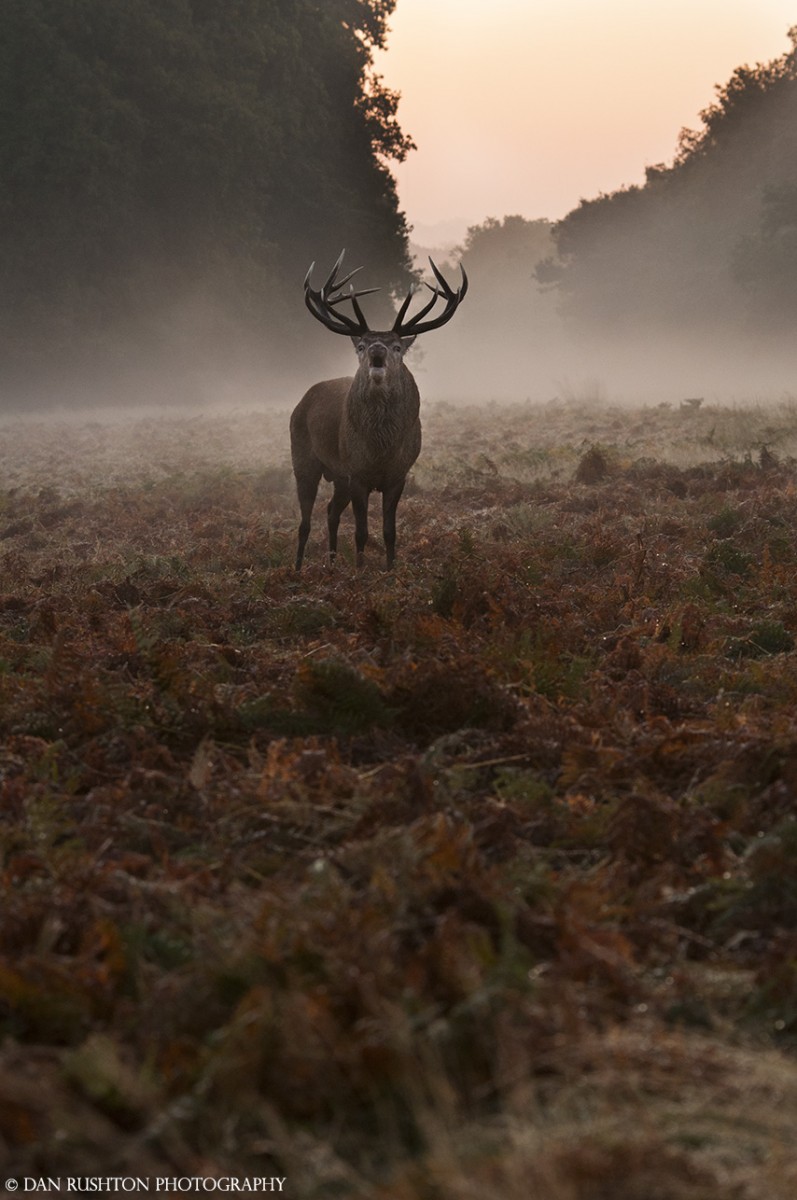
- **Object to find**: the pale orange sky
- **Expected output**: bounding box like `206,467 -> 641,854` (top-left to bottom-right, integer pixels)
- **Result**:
374,0 -> 797,235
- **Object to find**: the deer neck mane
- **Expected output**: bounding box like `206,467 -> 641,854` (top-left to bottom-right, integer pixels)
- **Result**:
345,364 -> 418,455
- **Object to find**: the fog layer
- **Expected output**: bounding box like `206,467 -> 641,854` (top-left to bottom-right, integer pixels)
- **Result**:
413,33 -> 797,407
3,11 -> 797,412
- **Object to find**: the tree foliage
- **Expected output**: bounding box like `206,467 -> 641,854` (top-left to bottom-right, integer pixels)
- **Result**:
0,0 -> 414,398
543,26 -> 797,338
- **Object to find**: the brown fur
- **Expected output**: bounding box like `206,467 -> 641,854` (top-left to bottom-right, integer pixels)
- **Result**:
290,334 -> 420,569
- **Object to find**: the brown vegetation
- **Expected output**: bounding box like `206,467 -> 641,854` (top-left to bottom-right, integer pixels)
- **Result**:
2,397 -> 797,1195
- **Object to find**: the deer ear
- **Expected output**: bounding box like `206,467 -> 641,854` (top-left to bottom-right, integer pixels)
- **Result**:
400,335 -> 416,352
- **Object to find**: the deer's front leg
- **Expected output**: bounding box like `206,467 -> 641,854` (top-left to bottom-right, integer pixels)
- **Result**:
350,482 -> 370,569
382,479 -> 406,570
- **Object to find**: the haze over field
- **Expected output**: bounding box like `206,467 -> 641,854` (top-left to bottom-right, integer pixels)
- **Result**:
1,2 -> 796,409
391,4 -> 797,406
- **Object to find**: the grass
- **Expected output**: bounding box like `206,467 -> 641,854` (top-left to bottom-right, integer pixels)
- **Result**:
1,397 -> 797,1194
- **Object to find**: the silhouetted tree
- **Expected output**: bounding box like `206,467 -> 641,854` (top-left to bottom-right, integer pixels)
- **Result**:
0,0 -> 414,401
543,26 -> 797,341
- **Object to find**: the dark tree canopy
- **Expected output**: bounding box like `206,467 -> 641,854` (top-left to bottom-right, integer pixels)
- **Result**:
0,0 -> 414,400
542,26 -> 797,340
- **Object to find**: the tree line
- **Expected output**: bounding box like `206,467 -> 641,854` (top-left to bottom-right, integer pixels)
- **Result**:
3,9 -> 796,405
439,26 -> 797,403
0,0 -> 414,401
538,26 -> 797,345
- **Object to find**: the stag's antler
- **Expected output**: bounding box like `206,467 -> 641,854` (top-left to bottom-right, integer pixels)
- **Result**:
393,259 -> 468,337
304,251 -> 380,336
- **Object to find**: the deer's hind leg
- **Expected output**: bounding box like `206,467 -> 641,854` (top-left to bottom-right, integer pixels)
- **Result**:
294,463 -> 323,569
327,478 -> 351,565
350,481 -> 371,569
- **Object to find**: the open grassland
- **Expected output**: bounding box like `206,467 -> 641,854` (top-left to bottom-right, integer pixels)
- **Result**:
2,398 -> 797,1196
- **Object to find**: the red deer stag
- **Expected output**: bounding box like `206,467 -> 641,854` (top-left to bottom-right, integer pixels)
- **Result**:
290,252 -> 468,569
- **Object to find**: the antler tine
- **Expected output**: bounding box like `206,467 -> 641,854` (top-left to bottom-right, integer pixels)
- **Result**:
399,287 -> 440,331
393,260 -> 468,337
391,282 -> 421,332
321,249 -> 348,293
427,257 -> 457,297
304,250 -> 374,336
327,286 -> 380,308
348,285 -> 370,331
322,253 -> 383,305
326,263 -> 365,296
304,288 -> 358,334
305,283 -> 362,335
325,259 -> 381,309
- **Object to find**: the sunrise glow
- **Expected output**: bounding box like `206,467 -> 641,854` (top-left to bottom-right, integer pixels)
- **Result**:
375,0 -> 797,235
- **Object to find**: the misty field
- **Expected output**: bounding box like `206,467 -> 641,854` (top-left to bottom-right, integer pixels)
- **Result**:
3,397 -> 797,1197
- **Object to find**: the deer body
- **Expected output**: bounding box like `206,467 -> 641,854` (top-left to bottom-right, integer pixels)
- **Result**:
291,253 -> 466,569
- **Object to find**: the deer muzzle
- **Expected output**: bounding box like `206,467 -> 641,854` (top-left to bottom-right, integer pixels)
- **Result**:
367,342 -> 388,383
